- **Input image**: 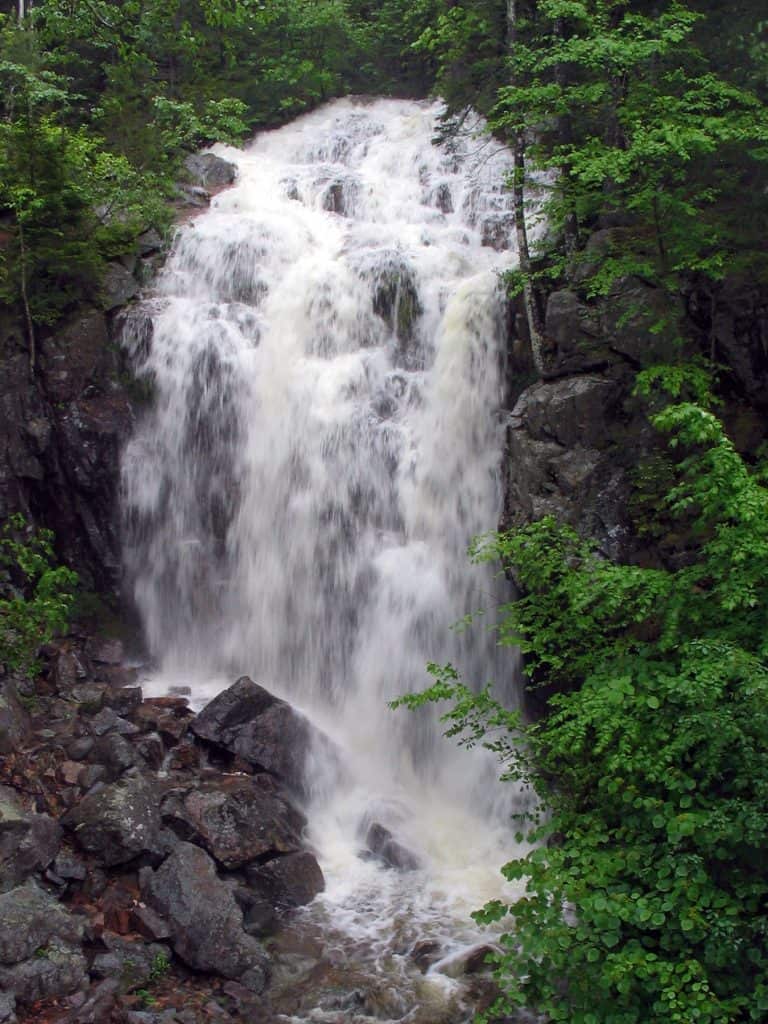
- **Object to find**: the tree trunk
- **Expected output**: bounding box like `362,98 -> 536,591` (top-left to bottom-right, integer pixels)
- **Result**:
17,215 -> 37,376
507,0 -> 545,376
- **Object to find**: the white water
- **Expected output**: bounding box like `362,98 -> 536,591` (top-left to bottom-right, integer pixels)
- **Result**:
122,97 -> 528,1020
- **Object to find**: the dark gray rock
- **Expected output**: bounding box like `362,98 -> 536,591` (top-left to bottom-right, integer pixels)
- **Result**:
89,707 -> 118,736
62,772 -> 162,866
104,686 -> 143,715
67,736 -> 95,761
77,764 -> 107,790
183,153 -> 237,190
141,842 -> 269,992
0,787 -> 61,892
52,852 -> 87,882
101,263 -> 139,312
364,822 -> 421,872
63,978 -> 119,1024
0,679 -> 30,756
161,776 -> 305,869
92,732 -> 144,778
87,638 -> 124,666
191,677 -> 337,798
244,851 -> 324,910
0,882 -> 83,965
0,939 -> 87,1004
0,992 -> 15,1023
91,936 -> 170,993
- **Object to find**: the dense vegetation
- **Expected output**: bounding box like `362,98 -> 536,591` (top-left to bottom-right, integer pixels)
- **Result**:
1,2 -> 766,1021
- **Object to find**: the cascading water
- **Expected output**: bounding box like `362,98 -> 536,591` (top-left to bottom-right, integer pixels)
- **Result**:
121,97 -> 528,1021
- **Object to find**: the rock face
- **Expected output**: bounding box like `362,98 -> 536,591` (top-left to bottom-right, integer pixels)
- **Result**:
191,676 -> 336,797
0,678 -> 30,755
141,842 -> 270,992
245,851 -> 325,910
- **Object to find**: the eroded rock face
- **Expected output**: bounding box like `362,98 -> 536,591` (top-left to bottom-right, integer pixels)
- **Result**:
191,676 -> 337,798
183,153 -> 237,190
0,881 -> 84,969
244,851 -> 325,910
141,842 -> 270,993
0,678 -> 30,756
62,771 -> 163,866
161,775 -> 305,869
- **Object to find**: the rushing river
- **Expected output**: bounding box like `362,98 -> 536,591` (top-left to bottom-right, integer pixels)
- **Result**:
121,97 -> 528,1022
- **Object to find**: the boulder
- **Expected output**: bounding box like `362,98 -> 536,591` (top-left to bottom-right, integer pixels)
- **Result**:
90,935 -> 170,993
364,822 -> 421,872
0,786 -> 61,892
244,851 -> 324,910
183,153 -> 237,190
0,678 -> 30,755
509,376 -> 620,451
0,940 -> 87,1005
191,677 -> 336,798
0,882 -> 83,964
161,776 -> 305,869
62,771 -> 162,866
141,842 -> 269,992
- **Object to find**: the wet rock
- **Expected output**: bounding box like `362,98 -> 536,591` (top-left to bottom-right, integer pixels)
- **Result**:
244,851 -> 324,910
77,764 -> 107,790
141,842 -> 270,992
62,772 -> 162,866
0,679 -> 30,755
183,153 -> 237,190
365,822 -> 421,871
134,732 -> 165,770
52,852 -> 87,882
137,229 -> 163,257
130,904 -> 172,941
0,786 -> 61,892
543,289 -> 609,376
410,939 -> 441,973
511,376 -> 620,451
71,684 -> 106,714
160,776 -> 305,869
191,677 -> 337,798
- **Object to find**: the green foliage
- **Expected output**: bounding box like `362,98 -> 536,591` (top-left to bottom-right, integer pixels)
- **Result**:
149,951 -> 171,982
397,403 -> 768,1023
0,515 -> 77,674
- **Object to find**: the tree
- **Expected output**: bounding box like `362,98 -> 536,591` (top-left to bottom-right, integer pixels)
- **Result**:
395,397 -> 768,1023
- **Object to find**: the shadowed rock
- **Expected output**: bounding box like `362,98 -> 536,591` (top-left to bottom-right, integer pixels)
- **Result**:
0,787 -> 60,892
244,851 -> 325,910
62,771 -> 162,866
141,842 -> 269,993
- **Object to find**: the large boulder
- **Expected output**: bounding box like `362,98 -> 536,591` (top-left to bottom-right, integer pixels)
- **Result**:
141,842 -> 269,993
161,775 -> 305,869
183,153 -> 237,190
191,677 -> 336,798
0,786 -> 61,892
244,851 -> 324,910
62,771 -> 163,866
0,883 -> 86,1005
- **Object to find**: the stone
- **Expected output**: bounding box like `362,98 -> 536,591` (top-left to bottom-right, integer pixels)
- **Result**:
0,940 -> 88,1005
0,786 -> 61,892
53,852 -> 87,882
134,732 -> 165,770
136,229 -> 163,256
62,772 -> 162,866
0,992 -> 15,1024
89,707 -> 118,736
63,978 -> 120,1024
409,939 -> 441,973
71,685 -> 106,713
92,732 -> 144,778
244,851 -> 324,910
88,638 -> 124,665
160,776 -> 305,869
130,904 -> 172,941
364,822 -> 421,872
183,153 -> 237,190
0,678 -> 30,755
0,882 -> 83,965
104,686 -> 143,715
101,263 -> 139,312
91,935 -> 170,993
510,376 -> 620,451
141,842 -> 269,992
68,736 -> 95,761
191,677 -> 338,798
77,764 -> 107,790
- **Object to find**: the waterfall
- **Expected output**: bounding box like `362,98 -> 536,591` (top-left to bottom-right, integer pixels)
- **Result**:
121,97 -> 527,1018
